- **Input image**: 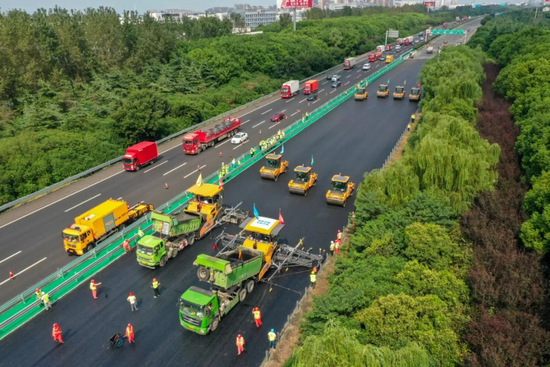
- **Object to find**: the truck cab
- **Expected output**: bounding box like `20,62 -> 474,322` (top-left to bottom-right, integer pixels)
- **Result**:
182,133 -> 201,154
260,154 -> 289,181
288,165 -> 318,195
62,225 -> 94,255
326,175 -> 355,207
180,286 -> 220,335
409,87 -> 422,101
393,86 -> 405,100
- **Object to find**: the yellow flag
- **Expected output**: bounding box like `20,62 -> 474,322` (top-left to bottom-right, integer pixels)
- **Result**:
196,173 -> 203,187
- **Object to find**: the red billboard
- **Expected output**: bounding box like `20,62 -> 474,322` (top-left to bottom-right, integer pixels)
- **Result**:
281,0 -> 313,8
423,1 -> 436,6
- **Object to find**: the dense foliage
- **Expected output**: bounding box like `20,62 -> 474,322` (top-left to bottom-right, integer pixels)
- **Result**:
288,47 -> 498,366
468,12 -> 550,254
0,8 -> 435,204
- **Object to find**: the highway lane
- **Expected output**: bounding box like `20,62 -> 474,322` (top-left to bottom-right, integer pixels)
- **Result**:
0,42 -> 419,302
0,57 -> 426,366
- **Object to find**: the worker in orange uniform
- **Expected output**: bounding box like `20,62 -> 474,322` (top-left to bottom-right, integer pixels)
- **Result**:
336,230 -> 342,241
252,307 -> 262,328
52,323 -> 64,344
122,239 -> 131,253
236,334 -> 245,355
90,279 -> 102,299
126,323 -> 135,343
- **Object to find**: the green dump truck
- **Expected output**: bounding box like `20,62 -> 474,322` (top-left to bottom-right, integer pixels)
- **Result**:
136,211 -> 203,268
179,247 -> 264,335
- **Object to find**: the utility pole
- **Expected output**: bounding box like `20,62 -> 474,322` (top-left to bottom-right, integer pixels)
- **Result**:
294,5 -> 297,31
384,30 -> 388,47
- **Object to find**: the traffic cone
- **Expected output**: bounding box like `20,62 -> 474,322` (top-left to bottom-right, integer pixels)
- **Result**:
9,271 -> 14,280
259,130 -> 262,135
220,152 -> 223,158
165,183 -> 169,189
197,165 -> 201,171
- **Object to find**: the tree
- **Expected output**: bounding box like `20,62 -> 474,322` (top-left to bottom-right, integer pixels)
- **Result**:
229,13 -> 245,29
279,13 -> 293,29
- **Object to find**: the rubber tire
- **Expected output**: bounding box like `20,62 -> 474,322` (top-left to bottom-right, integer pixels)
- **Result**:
210,317 -> 220,332
238,288 -> 247,302
188,236 -> 195,246
171,248 -> 178,259
342,200 -> 347,208
304,189 -> 308,196
197,266 -> 209,282
85,244 -> 93,253
159,256 -> 167,267
245,280 -> 255,294
274,175 -> 278,182
136,164 -> 140,171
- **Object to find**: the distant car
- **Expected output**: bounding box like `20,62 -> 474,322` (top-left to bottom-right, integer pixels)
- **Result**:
331,80 -> 341,88
362,63 -> 371,70
326,74 -> 334,80
307,93 -> 318,101
395,45 -> 401,51
380,56 -> 386,62
231,132 -> 248,144
270,112 -> 285,122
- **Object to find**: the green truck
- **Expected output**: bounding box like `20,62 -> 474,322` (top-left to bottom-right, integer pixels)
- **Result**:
136,211 -> 203,268
179,247 -> 264,335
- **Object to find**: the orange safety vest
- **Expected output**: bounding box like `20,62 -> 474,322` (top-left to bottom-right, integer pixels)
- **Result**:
126,326 -> 134,336
253,310 -> 261,320
236,336 -> 245,346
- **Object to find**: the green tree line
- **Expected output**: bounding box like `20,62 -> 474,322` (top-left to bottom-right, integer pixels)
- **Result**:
287,47 -> 500,366
0,8 -> 437,205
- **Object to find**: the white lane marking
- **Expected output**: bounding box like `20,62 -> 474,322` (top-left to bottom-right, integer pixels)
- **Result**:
344,81 -> 350,86
291,111 -> 299,117
346,75 -> 351,78
64,194 -> 102,213
269,123 -> 281,130
160,143 -> 182,154
261,109 -> 272,115
163,162 -> 187,176
319,89 -> 325,93
240,101 -> 275,118
0,257 -> 48,286
0,251 -> 22,264
242,119 -> 251,125
252,120 -> 265,128
233,141 -> 249,150
322,81 -> 328,85
215,140 -> 230,148
281,109 -> 286,113
330,89 -> 336,94
356,70 -> 361,73
298,98 -> 307,104
0,170 -> 125,230
286,99 -> 293,103
312,100 -> 319,104
143,160 -> 168,173
184,165 -> 207,179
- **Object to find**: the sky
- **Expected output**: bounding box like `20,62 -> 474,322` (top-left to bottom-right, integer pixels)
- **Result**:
0,0 -> 278,13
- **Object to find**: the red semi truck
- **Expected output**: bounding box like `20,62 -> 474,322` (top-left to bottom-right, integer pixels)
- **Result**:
368,52 -> 382,62
280,80 -> 299,98
182,118 -> 241,155
303,79 -> 319,95
123,141 -> 158,171
403,36 -> 414,46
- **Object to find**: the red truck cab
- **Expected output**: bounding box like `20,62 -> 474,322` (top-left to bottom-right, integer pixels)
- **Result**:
123,141 -> 158,171
303,79 -> 319,95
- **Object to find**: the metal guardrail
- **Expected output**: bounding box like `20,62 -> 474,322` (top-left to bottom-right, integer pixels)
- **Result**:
0,50 -> 411,340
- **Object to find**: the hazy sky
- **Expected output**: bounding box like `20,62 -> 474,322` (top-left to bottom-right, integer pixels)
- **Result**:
0,0 -> 278,13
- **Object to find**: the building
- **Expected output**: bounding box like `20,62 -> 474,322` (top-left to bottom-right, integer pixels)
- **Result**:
241,9 -> 279,29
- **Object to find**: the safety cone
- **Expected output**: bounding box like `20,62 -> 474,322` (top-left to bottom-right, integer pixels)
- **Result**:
165,183 -> 169,189
259,130 -> 262,135
197,165 -> 201,171
220,152 -> 223,158
9,271 -> 15,280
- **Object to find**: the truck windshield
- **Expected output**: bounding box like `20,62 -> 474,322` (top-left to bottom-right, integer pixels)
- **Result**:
332,181 -> 347,192
411,89 -> 419,95
183,139 -> 195,146
180,299 -> 204,318
295,172 -> 308,182
122,158 -> 135,164
281,88 -> 289,95
266,159 -> 279,169
63,233 -> 80,243
137,245 -> 154,255
396,88 -> 404,93
379,86 -> 387,92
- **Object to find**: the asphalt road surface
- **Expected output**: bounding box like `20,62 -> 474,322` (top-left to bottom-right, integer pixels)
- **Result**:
0,42 -> 419,302
0,57 -> 426,366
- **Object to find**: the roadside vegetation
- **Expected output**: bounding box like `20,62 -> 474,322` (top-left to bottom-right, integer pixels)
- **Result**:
0,8 -> 438,205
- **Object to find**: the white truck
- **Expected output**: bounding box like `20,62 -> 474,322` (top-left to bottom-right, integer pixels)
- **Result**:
376,45 -> 384,53
426,46 -> 434,54
280,80 -> 300,98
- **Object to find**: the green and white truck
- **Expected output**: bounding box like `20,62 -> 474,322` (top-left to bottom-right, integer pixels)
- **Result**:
136,211 -> 203,268
179,247 -> 264,335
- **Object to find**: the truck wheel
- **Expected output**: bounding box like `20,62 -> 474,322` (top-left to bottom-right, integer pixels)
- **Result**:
159,256 -> 167,267
245,280 -> 255,293
304,189 -> 308,196
85,244 -> 93,253
210,317 -> 220,332
274,175 -> 278,182
188,236 -> 195,246
238,288 -> 247,302
171,248 -> 178,259
342,200 -> 347,208
136,165 -> 140,171
197,266 -> 209,282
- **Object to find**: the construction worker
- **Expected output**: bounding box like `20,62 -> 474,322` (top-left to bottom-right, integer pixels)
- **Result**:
90,279 -> 101,299
52,323 -> 64,344
138,228 -> 144,238
336,230 -> 342,241
231,158 -> 236,169
268,329 -> 277,349
407,123 -> 412,131
250,147 -> 255,157
126,323 -> 135,343
35,288 -> 44,305
236,334 -> 245,356
122,239 -> 131,253
310,271 -> 317,289
306,111 -> 309,119
252,307 -> 262,328
152,278 -> 160,298
329,241 -> 335,256
335,241 -> 341,255
410,114 -> 416,123
127,292 -> 138,312
42,293 -> 52,310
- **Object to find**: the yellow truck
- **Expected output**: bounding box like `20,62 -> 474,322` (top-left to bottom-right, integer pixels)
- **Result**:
326,175 -> 355,207
354,86 -> 369,101
385,54 -> 394,64
288,165 -> 318,196
63,199 -> 153,255
376,84 -> 389,98
409,87 -> 422,101
260,154 -> 289,181
393,86 -> 405,100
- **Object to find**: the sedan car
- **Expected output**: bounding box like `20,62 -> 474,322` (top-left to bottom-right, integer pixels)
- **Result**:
395,45 -> 401,51
231,132 -> 248,144
270,112 -> 285,122
331,80 -> 341,88
307,93 -> 318,101
380,56 -> 386,62
362,63 -> 371,70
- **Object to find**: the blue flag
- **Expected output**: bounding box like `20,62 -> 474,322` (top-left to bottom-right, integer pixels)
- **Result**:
280,144 -> 284,155
311,155 -> 314,166
253,203 -> 259,219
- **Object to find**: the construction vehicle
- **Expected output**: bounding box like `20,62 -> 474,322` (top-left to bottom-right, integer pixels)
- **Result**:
303,80 -> 319,95
288,165 -> 318,195
354,86 -> 369,101
180,216 -> 323,335
409,87 -> 422,101
182,118 -> 241,155
63,200 -> 153,255
136,184 -> 247,268
385,54 -> 394,64
326,175 -> 355,207
377,84 -> 389,98
393,86 -> 406,100
260,154 -> 289,181
368,52 -> 382,62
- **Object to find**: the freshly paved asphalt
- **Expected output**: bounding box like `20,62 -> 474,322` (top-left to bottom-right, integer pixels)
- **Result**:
0,58 -> 426,366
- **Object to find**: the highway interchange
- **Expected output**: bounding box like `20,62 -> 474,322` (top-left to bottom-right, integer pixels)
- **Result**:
0,18 -> 482,366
